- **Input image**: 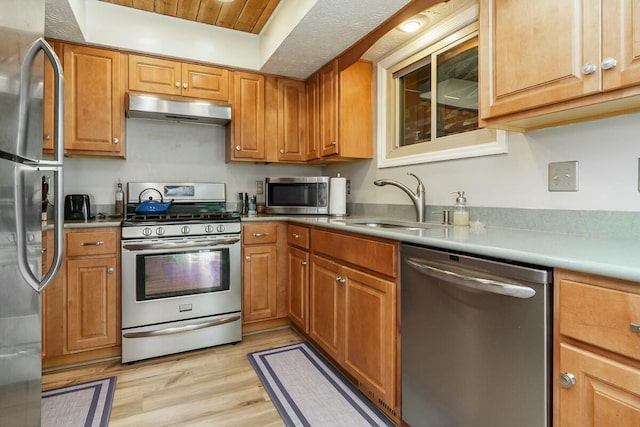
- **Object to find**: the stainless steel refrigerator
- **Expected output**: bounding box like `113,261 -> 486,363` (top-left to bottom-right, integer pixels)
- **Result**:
0,1 -> 65,425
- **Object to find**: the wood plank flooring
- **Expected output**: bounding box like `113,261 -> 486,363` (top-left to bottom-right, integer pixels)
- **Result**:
42,328 -> 303,426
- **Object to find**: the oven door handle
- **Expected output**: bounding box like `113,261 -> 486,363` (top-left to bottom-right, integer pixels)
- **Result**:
122,237 -> 240,251
122,315 -> 241,339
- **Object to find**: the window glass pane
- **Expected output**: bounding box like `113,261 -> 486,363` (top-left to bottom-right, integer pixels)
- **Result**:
399,60 -> 431,147
436,37 -> 479,137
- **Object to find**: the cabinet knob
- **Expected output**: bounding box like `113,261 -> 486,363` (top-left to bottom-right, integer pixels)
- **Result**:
44,133 -> 51,140
245,255 -> 251,261
630,323 -> 640,334
558,372 -> 576,388
581,63 -> 597,75
235,145 -> 241,151
183,82 -> 188,89
279,149 -> 285,154
107,267 -> 115,274
301,261 -> 307,266
335,276 -> 346,285
601,57 -> 617,70
175,82 -> 181,88
112,137 -> 119,144
292,233 -> 300,239
331,141 -> 337,146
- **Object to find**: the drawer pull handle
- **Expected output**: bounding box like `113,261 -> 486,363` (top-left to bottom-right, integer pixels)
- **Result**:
559,372 -> 576,389
80,241 -> 105,246
631,323 -> 640,334
292,233 -> 300,239
252,233 -> 268,237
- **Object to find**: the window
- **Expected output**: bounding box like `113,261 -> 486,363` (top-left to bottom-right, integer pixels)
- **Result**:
377,6 -> 507,168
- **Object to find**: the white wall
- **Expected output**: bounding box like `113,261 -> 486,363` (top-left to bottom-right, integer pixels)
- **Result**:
63,119 -> 321,206
324,113 -> 640,212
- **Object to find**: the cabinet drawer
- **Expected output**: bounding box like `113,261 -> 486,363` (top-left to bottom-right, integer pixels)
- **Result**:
558,275 -> 640,362
310,229 -> 397,278
287,224 -> 309,249
66,229 -> 117,257
243,223 -> 278,245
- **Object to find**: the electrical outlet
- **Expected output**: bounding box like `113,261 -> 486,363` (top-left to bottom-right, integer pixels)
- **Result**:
548,161 -> 579,192
256,180 -> 264,195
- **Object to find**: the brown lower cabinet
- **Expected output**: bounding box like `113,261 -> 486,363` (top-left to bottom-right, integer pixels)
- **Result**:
555,269 -> 640,426
42,227 -> 121,369
307,227 -> 399,419
241,222 -> 288,330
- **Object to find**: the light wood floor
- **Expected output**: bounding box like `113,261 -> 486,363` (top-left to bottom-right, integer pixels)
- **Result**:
42,327 -> 303,426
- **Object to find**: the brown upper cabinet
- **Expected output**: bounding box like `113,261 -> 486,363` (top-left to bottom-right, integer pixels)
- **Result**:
311,59 -> 373,161
228,71 -> 265,161
63,44 -> 126,158
480,0 -> 640,131
129,54 -> 230,102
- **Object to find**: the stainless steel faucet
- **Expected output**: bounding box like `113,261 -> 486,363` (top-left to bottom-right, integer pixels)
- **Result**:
374,172 -> 426,222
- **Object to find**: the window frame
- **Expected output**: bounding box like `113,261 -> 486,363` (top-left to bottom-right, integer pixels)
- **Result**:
376,5 -> 508,168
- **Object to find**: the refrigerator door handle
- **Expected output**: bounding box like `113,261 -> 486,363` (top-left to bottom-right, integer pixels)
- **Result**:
15,38 -> 64,293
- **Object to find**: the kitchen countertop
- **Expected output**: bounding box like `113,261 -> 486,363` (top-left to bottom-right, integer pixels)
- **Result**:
53,214 -> 640,283
243,215 -> 640,284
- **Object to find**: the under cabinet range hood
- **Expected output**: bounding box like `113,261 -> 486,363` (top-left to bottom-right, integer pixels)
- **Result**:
126,93 -> 232,125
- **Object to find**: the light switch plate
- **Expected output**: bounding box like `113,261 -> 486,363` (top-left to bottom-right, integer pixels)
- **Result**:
256,180 -> 264,195
548,161 -> 579,192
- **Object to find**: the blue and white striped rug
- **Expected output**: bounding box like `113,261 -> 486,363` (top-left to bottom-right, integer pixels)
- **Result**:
248,342 -> 394,427
42,376 -> 116,427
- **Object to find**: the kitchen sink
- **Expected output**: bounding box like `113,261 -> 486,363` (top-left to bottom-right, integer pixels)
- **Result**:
347,219 -> 446,231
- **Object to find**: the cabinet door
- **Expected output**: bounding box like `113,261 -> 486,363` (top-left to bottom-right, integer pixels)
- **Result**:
601,0 -> 640,91
480,0 -> 601,119
230,71 -> 265,160
243,245 -> 278,322
287,246 -> 309,333
43,41 -> 61,153
66,256 -> 118,352
64,45 -> 125,156
309,255 -> 342,360
558,343 -> 640,427
319,61 -> 339,157
128,54 -> 182,96
182,63 -> 230,101
305,73 -> 320,160
343,265 -> 397,408
277,78 -> 306,162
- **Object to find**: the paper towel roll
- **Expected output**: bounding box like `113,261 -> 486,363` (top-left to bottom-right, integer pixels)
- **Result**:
329,174 -> 347,216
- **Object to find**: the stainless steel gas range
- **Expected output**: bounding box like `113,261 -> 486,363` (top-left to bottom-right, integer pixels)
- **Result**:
120,182 -> 241,363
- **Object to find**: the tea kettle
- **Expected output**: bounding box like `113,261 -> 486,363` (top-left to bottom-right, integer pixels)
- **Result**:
135,188 -> 173,214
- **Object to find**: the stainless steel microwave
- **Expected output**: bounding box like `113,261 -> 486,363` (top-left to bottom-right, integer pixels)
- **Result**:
265,177 -> 329,214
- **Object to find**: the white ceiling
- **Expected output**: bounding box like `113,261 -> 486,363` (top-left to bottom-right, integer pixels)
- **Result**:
44,0 -> 414,79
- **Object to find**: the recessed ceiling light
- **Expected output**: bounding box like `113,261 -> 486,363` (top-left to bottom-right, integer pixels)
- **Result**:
400,20 -> 422,33
218,0 -> 235,3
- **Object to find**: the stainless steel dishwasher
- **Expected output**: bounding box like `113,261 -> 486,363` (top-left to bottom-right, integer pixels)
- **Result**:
401,243 -> 552,427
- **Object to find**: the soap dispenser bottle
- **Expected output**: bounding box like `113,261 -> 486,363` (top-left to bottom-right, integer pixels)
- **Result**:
453,191 -> 469,226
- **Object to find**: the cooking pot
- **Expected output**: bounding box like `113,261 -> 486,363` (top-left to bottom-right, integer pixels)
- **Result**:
135,188 -> 173,214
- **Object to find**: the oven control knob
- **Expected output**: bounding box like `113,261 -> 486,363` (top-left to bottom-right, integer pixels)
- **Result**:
205,225 -> 215,233
216,224 -> 225,233
156,227 -> 165,236
142,227 -> 152,237
181,225 -> 191,235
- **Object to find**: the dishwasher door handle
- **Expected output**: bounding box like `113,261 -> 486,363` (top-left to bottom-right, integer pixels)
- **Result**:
405,258 -> 536,299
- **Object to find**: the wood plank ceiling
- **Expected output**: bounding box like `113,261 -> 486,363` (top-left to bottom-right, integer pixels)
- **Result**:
99,0 -> 281,34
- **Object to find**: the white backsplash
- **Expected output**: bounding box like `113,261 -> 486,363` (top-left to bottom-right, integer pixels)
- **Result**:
62,118 -> 321,206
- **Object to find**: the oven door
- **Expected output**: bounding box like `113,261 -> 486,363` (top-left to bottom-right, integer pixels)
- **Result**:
121,235 -> 241,329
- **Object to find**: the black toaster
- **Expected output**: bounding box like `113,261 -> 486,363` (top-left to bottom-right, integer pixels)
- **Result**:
64,194 -> 91,220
